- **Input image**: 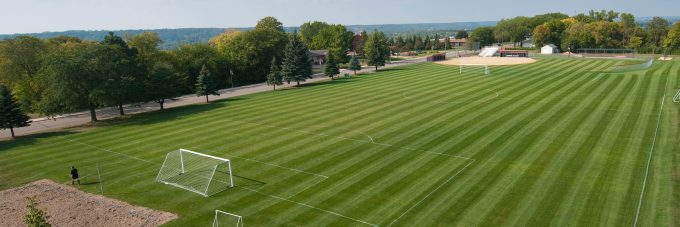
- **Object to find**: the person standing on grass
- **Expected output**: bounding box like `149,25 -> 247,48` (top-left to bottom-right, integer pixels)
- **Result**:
70,166 -> 80,185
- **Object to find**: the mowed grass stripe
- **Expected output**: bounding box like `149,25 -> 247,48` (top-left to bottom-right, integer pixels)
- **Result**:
386,59 -> 604,225
405,60 -> 614,226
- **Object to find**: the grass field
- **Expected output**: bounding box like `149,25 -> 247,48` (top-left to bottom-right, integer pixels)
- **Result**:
1,57 -> 679,226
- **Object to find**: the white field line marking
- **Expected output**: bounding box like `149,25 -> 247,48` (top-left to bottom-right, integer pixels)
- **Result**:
285,176 -> 327,199
235,185 -> 380,227
61,137 -> 377,226
387,159 -> 475,226
304,125 -> 375,143
633,75 -> 669,227
191,146 -> 329,179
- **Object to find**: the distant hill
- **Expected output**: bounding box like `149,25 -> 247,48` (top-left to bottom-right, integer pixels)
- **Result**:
0,21 -> 497,49
1,17 -> 677,49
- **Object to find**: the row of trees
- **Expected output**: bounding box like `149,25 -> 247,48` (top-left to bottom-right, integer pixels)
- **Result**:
468,10 -> 680,53
0,16 -> 393,137
386,30 -> 470,54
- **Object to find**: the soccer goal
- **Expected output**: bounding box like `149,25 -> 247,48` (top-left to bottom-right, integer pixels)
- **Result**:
674,88 -> 680,103
460,64 -> 490,75
156,149 -> 234,197
212,210 -> 244,227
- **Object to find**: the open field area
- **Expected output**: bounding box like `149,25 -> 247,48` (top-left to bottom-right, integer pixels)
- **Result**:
0,58 -> 678,226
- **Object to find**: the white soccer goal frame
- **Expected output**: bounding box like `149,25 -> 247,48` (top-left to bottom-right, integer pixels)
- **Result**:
673,88 -> 680,103
459,64 -> 490,75
212,210 -> 244,227
156,149 -> 234,197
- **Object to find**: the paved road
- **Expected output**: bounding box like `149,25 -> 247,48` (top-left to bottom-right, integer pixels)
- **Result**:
1,56 -> 430,139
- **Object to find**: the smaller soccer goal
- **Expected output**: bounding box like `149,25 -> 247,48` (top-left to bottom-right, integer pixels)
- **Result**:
212,210 -> 244,227
459,64 -> 490,75
674,88 -> 680,103
156,149 -> 234,197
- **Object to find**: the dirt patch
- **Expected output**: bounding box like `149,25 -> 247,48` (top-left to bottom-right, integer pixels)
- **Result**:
437,56 -> 536,66
0,179 -> 177,227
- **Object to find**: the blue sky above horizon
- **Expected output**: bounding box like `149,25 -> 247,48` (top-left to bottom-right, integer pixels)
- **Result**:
0,0 -> 677,34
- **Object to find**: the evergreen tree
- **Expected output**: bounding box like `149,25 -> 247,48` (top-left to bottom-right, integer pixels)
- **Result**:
364,30 -> 388,71
324,52 -> 339,79
266,57 -> 283,90
195,65 -> 219,103
348,55 -> 362,75
24,197 -> 50,227
0,85 -> 31,138
281,31 -> 313,86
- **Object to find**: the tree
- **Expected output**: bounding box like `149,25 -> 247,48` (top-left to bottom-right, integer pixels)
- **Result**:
211,17 -> 288,87
469,27 -> 495,47
532,25 -> 550,47
647,17 -> 669,47
0,36 -> 48,112
266,57 -> 283,90
0,85 -> 31,138
24,197 -> 50,227
195,65 -> 219,103
254,16 -> 285,32
126,32 -> 165,67
300,21 -> 330,46
324,52 -> 340,79
146,63 -> 182,110
496,17 -> 531,47
348,55 -> 362,75
455,30 -> 469,39
100,32 -> 142,116
364,31 -> 388,71
281,31 -> 313,86
171,43 -> 222,92
664,22 -> 680,53
40,42 -> 119,122
310,24 -> 354,63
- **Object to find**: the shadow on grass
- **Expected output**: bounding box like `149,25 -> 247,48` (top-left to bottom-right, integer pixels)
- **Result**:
0,131 -> 79,152
95,97 -> 242,127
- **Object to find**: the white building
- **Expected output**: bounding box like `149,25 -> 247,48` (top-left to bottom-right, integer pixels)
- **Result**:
541,44 -> 559,54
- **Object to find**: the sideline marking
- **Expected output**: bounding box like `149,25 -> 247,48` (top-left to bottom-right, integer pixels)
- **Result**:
632,74 -> 668,227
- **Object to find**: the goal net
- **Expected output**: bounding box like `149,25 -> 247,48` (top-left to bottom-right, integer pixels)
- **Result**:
459,64 -> 490,75
156,149 -> 234,197
212,210 -> 244,227
674,88 -> 680,103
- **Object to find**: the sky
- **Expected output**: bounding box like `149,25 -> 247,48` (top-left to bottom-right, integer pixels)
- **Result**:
0,0 -> 678,34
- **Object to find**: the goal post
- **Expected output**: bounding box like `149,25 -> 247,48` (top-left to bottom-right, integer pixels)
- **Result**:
459,64 -> 490,75
156,149 -> 234,197
212,210 -> 244,227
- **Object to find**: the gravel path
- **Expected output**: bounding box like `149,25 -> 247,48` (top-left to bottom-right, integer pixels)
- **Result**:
1,56 -> 429,139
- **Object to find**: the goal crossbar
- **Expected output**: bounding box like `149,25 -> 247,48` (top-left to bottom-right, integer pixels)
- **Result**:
459,64 -> 490,75
157,149 -> 234,197
213,210 -> 244,227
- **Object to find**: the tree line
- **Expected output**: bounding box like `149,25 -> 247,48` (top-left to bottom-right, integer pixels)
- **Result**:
386,30 -> 469,54
0,17 -> 391,138
467,10 -> 680,54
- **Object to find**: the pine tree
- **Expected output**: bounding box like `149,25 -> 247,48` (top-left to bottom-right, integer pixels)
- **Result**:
195,65 -> 219,103
266,57 -> 283,90
281,31 -> 313,86
24,196 -> 50,227
348,55 -> 362,75
364,31 -> 388,71
0,85 -> 31,138
324,52 -> 339,79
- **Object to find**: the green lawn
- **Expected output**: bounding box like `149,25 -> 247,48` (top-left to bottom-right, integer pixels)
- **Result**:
1,58 -> 678,226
